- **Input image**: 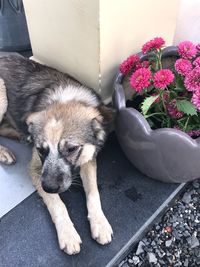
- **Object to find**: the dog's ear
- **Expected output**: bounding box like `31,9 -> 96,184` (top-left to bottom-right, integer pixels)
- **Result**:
91,118 -> 105,143
97,105 -> 116,126
92,105 -> 116,143
26,111 -> 44,134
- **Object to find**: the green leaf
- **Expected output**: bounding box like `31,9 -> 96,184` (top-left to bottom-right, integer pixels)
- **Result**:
141,95 -> 159,115
175,76 -> 185,92
176,100 -> 197,116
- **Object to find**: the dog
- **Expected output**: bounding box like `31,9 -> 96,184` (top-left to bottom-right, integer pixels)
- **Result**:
0,55 -> 114,255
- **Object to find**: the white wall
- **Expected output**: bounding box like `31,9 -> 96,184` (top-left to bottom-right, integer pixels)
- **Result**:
174,0 -> 200,44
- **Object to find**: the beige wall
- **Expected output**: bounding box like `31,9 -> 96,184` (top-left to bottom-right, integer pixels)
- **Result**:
23,0 -> 179,102
174,0 -> 200,44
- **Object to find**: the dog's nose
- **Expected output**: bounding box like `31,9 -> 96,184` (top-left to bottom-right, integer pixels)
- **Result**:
41,181 -> 60,193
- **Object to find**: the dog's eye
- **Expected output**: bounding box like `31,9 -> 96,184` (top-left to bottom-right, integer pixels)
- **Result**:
67,146 -> 79,154
37,146 -> 49,159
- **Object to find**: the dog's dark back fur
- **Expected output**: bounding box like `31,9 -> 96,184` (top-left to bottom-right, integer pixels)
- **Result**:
0,55 -> 101,134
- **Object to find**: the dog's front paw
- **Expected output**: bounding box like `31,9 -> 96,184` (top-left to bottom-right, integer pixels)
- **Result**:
89,214 -> 113,245
0,146 -> 16,165
58,224 -> 82,255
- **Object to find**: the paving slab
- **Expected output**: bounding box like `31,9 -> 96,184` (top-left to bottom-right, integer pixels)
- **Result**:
0,133 -> 183,267
0,137 -> 34,218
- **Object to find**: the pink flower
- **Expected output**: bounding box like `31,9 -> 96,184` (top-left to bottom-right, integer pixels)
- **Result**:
130,67 -> 152,93
177,41 -> 197,59
191,90 -> 200,111
193,57 -> 200,67
151,93 -> 160,103
151,92 -> 169,103
154,69 -> 174,89
135,60 -> 150,70
184,67 -> 200,91
142,37 -> 165,54
167,100 -> 184,119
175,58 -> 192,76
187,129 -> 200,138
196,43 -> 200,52
119,54 -> 140,75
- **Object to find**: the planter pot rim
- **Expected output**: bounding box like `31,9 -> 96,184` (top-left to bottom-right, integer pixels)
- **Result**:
113,46 -> 200,183
113,45 -> 200,146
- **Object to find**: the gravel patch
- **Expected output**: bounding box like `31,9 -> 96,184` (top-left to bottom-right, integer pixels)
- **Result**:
119,180 -> 200,267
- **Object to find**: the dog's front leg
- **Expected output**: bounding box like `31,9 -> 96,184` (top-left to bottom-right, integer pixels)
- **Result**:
80,159 -> 113,245
29,149 -> 82,255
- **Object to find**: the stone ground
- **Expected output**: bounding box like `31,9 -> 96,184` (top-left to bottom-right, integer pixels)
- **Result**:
119,179 -> 200,267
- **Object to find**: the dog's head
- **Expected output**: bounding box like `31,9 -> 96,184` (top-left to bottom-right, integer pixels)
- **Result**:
26,101 -> 115,193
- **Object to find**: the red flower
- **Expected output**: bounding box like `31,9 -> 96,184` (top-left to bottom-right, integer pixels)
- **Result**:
154,69 -> 174,89
142,37 -> 165,54
193,57 -> 200,67
196,43 -> 200,52
175,58 -> 192,76
151,92 -> 169,103
130,67 -> 152,93
119,54 -> 140,75
191,90 -> 200,111
184,67 -> 200,92
177,41 -> 197,59
167,100 -> 184,119
135,60 -> 150,70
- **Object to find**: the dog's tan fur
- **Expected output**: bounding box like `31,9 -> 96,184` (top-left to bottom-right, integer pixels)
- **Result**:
0,56 -> 114,255
29,148 -> 113,254
80,160 -> 113,244
0,78 -> 7,122
0,78 -> 17,164
0,89 -> 113,255
30,149 -> 82,254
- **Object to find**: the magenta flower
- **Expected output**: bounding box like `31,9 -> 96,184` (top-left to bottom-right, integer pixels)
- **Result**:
184,67 -> 200,91
175,58 -> 192,76
142,37 -> 165,54
196,43 -> 200,52
154,69 -> 174,89
151,92 -> 169,103
191,90 -> 200,111
130,67 -> 152,93
167,100 -> 184,119
135,60 -> 150,70
119,54 -> 140,75
187,129 -> 200,138
193,57 -> 200,67
177,41 -> 197,59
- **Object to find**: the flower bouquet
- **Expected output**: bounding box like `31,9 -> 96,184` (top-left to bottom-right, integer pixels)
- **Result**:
113,38 -> 200,183
120,37 -> 200,138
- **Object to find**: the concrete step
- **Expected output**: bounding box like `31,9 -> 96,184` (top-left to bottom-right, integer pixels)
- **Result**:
0,133 -> 184,267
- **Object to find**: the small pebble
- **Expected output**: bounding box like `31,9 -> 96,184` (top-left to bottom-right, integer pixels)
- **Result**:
165,238 -> 173,247
187,233 -> 200,248
118,180 -> 200,267
147,252 -> 157,263
182,192 -> 192,204
136,241 -> 145,255
132,256 -> 140,265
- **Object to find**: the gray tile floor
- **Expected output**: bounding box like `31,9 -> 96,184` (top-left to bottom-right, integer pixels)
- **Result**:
0,138 -> 34,218
0,133 -> 183,267
0,51 -> 35,218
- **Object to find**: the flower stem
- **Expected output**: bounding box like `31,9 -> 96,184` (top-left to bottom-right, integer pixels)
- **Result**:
144,112 -> 166,118
183,116 -> 190,132
161,92 -> 167,115
158,49 -> 162,69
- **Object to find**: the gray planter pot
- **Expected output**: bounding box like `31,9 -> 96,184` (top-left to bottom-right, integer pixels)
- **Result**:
0,0 -> 30,51
113,46 -> 200,183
